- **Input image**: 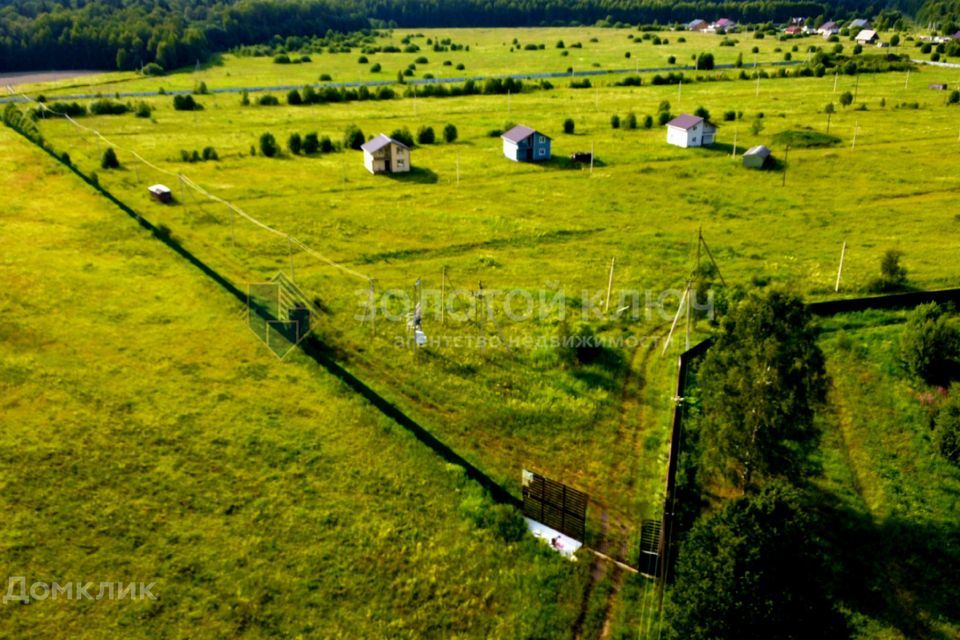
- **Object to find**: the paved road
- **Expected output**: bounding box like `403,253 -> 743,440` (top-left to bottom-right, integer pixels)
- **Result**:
911,59 -> 960,69
1,60 -> 800,104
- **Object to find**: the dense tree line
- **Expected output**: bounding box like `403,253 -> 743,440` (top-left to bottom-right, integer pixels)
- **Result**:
0,0 -> 367,72
4,0 -> 956,73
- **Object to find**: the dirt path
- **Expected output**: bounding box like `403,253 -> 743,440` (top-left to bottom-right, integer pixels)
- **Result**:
0,70 -> 105,86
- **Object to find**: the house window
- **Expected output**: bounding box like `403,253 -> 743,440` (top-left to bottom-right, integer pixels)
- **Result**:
539,148 -> 546,156
397,159 -> 405,167
539,136 -> 545,143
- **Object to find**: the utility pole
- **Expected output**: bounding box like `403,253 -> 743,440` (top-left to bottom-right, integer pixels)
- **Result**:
853,73 -> 860,102
731,126 -> 738,158
590,141 -> 595,174
905,68 -> 910,89
755,71 -> 761,97
441,266 -> 446,325
835,241 -> 847,292
851,120 -> 859,149
826,110 -> 832,134
833,69 -> 839,93
603,257 -> 615,314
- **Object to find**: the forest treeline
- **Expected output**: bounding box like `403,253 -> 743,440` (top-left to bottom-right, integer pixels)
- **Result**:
0,0 -> 954,73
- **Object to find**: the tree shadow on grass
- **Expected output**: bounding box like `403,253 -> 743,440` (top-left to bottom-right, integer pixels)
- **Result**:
806,484 -> 960,639
386,166 -> 438,184
541,156 -> 608,170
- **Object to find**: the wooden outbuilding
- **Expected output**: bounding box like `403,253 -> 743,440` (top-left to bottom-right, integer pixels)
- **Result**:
742,145 -> 772,169
148,184 -> 172,203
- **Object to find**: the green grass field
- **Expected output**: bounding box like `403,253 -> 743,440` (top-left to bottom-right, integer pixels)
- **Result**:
17,27 -> 821,97
815,311 -> 960,639
0,125 -> 591,638
5,26 -> 960,637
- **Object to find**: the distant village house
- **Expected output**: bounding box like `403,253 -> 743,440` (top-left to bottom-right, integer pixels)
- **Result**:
819,21 -> 840,37
502,125 -> 552,162
665,114 -> 716,148
360,134 -> 411,174
687,19 -> 708,31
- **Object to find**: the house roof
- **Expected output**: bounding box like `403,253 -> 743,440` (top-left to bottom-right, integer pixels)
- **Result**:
502,124 -> 546,143
855,29 -> 878,41
687,19 -> 707,28
360,133 -> 409,153
148,184 -> 171,193
714,18 -> 735,27
821,21 -> 838,30
849,18 -> 870,28
666,114 -> 704,130
744,145 -> 771,157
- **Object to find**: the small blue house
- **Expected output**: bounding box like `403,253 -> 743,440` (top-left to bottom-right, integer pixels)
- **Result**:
502,125 -> 551,162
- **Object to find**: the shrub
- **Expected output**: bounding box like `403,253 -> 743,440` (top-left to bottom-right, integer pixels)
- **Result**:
443,123 -> 458,143
201,146 -> 218,161
319,73 -> 332,81
241,90 -> 250,106
343,125 -> 365,150
642,114 -> 653,128
90,99 -> 129,115
287,89 -> 302,105
370,62 -> 382,72
390,127 -> 415,147
935,391 -> 960,464
302,132 -> 320,154
611,114 -> 621,129
288,132 -> 302,155
134,102 -> 152,118
142,63 -> 164,76
320,135 -> 334,153
563,117 -> 575,134
899,303 -> 959,386
358,55 -> 369,63
867,249 -> 908,292
723,110 -> 736,121
417,125 -> 436,144
415,56 -> 428,63
657,111 -> 672,126
456,63 -> 465,70
194,81 -> 208,95
693,106 -> 710,121
173,95 -> 201,111
273,54 -> 291,64
696,52 -> 715,70
257,94 -> 279,106
259,132 -> 278,158
625,112 -> 638,129
100,147 -> 119,169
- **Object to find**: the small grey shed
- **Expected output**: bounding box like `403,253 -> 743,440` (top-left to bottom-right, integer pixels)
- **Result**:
742,145 -> 772,169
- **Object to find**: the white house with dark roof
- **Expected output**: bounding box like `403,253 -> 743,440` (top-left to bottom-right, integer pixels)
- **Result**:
360,134 -> 410,174
819,21 -> 840,37
502,125 -> 552,162
665,114 -> 716,148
